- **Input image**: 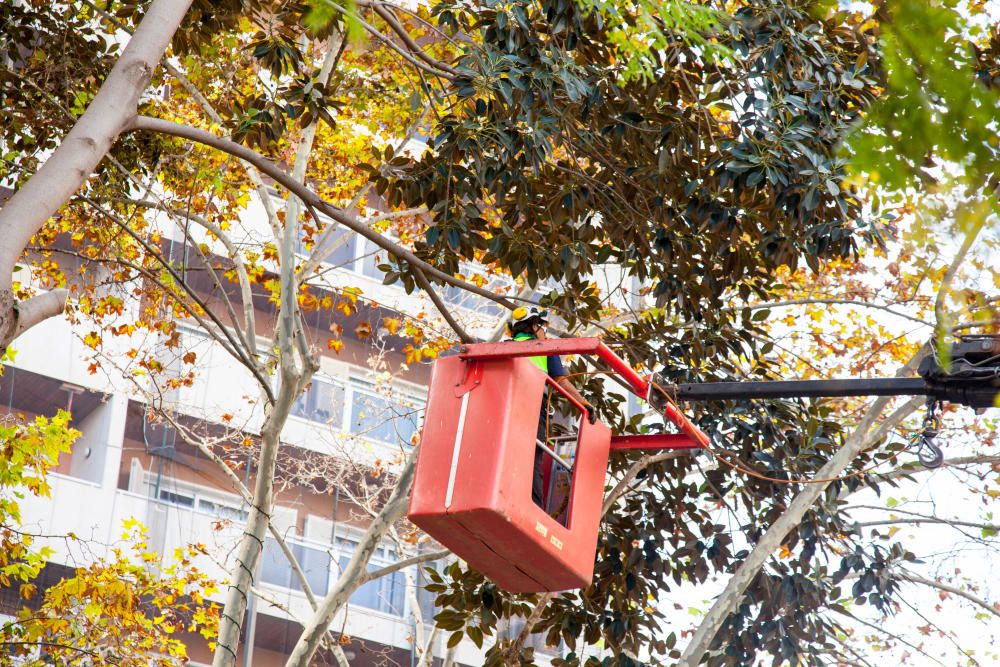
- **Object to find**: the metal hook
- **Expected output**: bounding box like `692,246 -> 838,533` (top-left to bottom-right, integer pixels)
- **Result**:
914,399 -> 944,468
916,430 -> 943,468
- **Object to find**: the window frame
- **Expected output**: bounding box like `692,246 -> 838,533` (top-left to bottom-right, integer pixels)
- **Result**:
142,473 -> 250,523
288,371 -> 426,448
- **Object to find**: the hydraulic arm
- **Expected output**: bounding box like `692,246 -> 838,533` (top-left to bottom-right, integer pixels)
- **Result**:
655,335 -> 1000,410
648,335 -> 1000,468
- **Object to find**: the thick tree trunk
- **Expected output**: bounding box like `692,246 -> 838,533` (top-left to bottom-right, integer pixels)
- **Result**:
0,0 -> 193,352
212,234 -> 311,664
212,409 -> 291,666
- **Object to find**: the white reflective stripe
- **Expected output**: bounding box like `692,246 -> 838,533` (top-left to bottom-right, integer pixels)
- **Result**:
444,392 -> 471,509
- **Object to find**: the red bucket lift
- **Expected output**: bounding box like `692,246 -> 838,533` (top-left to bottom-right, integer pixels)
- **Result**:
408,338 -> 708,593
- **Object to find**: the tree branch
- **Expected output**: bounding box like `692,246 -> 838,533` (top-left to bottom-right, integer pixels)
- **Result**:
865,454 -> 1000,488
735,298 -> 931,327
934,200 -> 989,336
411,267 -> 474,343
315,0 -> 456,80
12,289 -> 69,339
360,548 -> 449,585
115,197 -> 260,358
678,354 -> 925,665
79,196 -> 275,402
126,115 -> 516,310
284,452 -> 418,666
0,0 -> 194,351
897,572 -> 1000,619
602,450 -> 690,516
370,3 -> 460,76
832,609 -> 947,667
510,592 -> 553,658
854,517 -> 1000,533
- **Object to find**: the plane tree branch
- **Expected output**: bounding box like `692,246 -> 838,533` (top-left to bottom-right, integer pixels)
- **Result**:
125,115 -> 516,312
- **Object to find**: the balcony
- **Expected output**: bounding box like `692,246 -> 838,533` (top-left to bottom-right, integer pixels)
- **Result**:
14,471 -> 467,661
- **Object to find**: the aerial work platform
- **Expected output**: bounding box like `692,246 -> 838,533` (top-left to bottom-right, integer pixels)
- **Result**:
408,338 -> 707,592
409,334 -> 1000,592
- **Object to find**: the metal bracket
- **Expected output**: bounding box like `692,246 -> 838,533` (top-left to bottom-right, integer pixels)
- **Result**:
454,360 -> 484,397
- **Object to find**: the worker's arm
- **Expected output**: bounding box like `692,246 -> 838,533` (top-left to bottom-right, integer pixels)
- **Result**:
556,376 -> 597,423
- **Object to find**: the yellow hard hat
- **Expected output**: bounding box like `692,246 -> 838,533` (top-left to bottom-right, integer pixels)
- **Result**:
509,306 -> 548,328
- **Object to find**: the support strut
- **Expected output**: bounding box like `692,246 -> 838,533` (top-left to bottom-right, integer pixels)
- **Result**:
673,378 -> 930,402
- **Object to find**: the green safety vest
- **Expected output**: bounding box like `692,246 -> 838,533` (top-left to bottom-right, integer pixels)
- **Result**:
513,333 -> 547,373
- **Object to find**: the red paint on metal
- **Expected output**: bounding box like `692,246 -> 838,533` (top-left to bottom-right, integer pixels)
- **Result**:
458,338 -> 651,397
410,338 -> 709,592
610,433 -> 703,451
594,341 -> 649,396
409,355 -> 611,592
458,338 -> 708,447
458,338 -> 605,360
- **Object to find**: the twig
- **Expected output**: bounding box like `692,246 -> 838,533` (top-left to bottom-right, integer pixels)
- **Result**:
411,266 -> 474,343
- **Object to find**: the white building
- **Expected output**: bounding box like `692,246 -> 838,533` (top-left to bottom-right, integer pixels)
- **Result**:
1,169 -> 643,664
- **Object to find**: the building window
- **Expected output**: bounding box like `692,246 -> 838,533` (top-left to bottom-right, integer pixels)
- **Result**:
258,533 -> 408,617
291,375 -> 424,447
336,538 -> 406,616
298,223 -> 357,271
197,498 -> 249,522
439,270 -> 513,317
291,376 -> 345,426
358,239 -> 400,285
146,476 -> 249,522
348,380 -> 422,447
158,488 -> 195,509
261,539 -> 331,596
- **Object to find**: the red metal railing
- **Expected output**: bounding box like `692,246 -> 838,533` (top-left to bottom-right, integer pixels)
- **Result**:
458,338 -> 709,451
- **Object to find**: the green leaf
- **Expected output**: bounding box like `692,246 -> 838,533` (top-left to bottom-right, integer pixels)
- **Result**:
304,0 -> 337,32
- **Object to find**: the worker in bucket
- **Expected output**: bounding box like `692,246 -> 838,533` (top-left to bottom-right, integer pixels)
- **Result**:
507,306 -> 598,509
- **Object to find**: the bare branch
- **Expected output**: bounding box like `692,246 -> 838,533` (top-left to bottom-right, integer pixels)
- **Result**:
832,610 -> 947,667
284,453 -> 418,666
315,0 -> 456,80
855,517 -> 1000,533
154,412 -> 321,610
79,196 -> 275,401
865,454 -> 1000,488
12,289 -> 69,339
934,200 -> 989,335
899,572 -> 1000,621
411,267 -> 474,343
117,197 -> 260,356
360,548 -> 449,585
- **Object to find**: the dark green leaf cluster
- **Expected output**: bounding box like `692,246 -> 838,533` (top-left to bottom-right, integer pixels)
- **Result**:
0,3 -> 113,184
0,2 -> 155,196
422,308 -> 920,664
382,0 -> 889,329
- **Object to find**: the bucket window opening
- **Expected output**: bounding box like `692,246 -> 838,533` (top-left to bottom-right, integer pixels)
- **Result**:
533,376 -> 585,528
